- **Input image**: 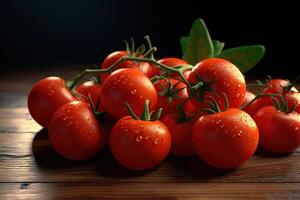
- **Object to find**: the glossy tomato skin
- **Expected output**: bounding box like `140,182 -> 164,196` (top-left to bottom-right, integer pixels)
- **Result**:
100,51 -> 135,81
76,81 -> 103,112
257,79 -> 299,109
110,116 -> 171,170
242,91 -> 260,116
100,68 -> 157,119
151,57 -> 190,79
161,114 -> 195,156
284,92 -> 300,113
192,109 -> 259,168
100,51 -> 154,80
28,77 -> 76,128
49,101 -> 104,160
253,106 -> 300,153
188,58 -> 246,111
154,78 -> 189,117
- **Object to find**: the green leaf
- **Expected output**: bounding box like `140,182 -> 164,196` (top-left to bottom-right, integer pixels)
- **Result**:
212,40 -> 225,56
183,18 -> 214,65
218,45 -> 265,73
180,36 -> 189,53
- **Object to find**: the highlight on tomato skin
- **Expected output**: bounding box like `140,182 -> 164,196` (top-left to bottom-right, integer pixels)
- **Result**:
27,76 -> 77,128
109,116 -> 171,170
100,51 -> 135,81
192,108 -> 259,169
100,51 -> 155,80
284,92 -> 300,114
241,91 -> 260,116
187,58 -> 246,112
253,106 -> 300,153
48,101 -> 105,160
75,81 -> 103,112
100,68 -> 158,119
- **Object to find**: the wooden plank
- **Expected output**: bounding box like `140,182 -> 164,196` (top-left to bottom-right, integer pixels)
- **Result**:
0,108 -> 41,133
0,183 -> 299,200
1,132 -> 300,183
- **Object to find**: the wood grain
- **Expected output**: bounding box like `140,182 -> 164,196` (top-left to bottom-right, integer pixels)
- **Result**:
1,131 -> 300,183
1,183 -> 299,200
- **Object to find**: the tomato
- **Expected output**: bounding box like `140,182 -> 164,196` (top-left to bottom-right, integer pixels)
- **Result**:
257,79 -> 298,109
28,77 -> 76,128
100,51 -> 135,81
241,91 -> 260,116
284,92 -> 300,113
152,57 -> 190,79
49,101 -> 104,160
192,108 -> 259,168
253,106 -> 300,153
100,68 -> 157,119
188,58 -> 246,111
100,51 -> 154,80
183,99 -> 198,116
154,78 -> 189,117
110,116 -> 171,170
76,81 -> 103,112
161,114 -> 195,156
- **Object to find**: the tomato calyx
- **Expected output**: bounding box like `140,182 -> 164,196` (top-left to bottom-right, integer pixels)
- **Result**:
155,77 -> 186,103
87,93 -> 109,122
189,71 -> 215,102
125,99 -> 163,121
202,93 -> 229,114
176,106 -> 194,123
272,95 -> 296,113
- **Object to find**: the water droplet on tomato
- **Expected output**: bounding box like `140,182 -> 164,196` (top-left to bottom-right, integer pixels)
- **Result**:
136,135 -> 143,142
153,138 -> 159,145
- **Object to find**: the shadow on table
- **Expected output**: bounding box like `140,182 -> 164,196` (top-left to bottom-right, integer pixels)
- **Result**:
31,129 -> 147,178
167,155 -> 234,181
31,129 -> 240,181
254,145 -> 293,158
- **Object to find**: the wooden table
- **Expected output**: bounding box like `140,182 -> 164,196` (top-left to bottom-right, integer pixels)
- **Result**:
0,67 -> 300,199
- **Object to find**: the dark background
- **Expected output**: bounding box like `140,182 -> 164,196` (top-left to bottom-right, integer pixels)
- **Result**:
0,0 -> 299,78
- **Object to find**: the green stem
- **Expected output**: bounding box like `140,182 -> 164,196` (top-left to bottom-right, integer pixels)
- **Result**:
241,93 -> 281,110
144,35 -> 154,59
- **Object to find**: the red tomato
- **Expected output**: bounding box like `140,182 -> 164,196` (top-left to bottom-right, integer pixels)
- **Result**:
192,108 -> 259,168
253,106 -> 300,153
153,57 -> 190,79
188,58 -> 246,111
285,92 -> 300,113
154,78 -> 189,117
183,99 -> 198,116
110,116 -> 171,170
76,81 -> 103,112
241,91 -> 260,116
28,77 -> 76,128
161,114 -> 195,156
49,101 -> 104,160
100,51 -> 154,80
100,51 -> 135,81
100,68 -> 157,119
257,79 -> 298,109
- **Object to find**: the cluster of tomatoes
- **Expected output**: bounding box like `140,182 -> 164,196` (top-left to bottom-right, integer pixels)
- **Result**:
28,38 -> 300,170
